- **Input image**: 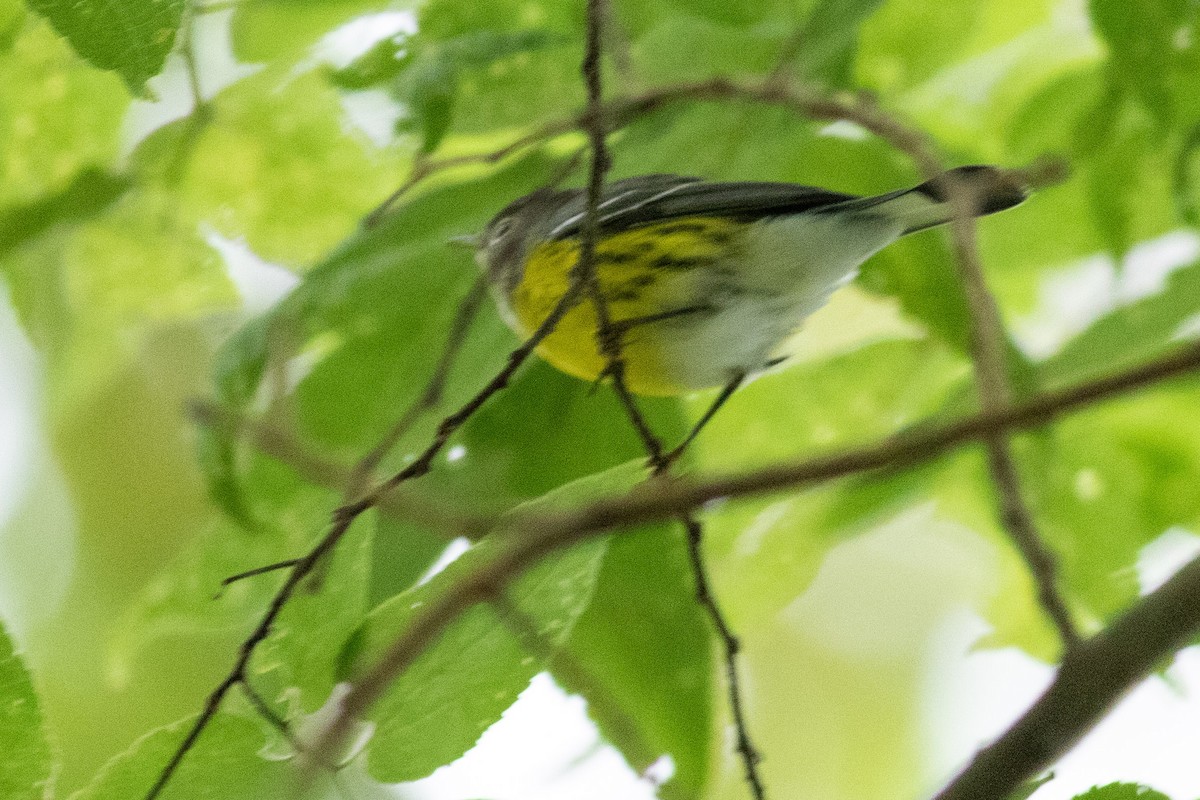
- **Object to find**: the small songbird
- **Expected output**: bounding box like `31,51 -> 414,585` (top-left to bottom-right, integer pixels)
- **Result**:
475,166 -> 1028,397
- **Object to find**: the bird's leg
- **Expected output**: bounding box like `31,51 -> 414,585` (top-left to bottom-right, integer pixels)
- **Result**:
657,372 -> 745,472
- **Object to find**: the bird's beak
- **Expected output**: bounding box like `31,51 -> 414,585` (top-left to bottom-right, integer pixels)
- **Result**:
447,234 -> 480,249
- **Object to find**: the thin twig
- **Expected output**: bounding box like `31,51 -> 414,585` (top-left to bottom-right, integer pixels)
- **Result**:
239,680 -> 302,750
682,516 -> 765,798
345,275 -> 489,499
941,161 -> 1080,650
577,7 -> 767,797
143,506 -> 357,800
363,119 -> 583,227
218,559 -> 300,590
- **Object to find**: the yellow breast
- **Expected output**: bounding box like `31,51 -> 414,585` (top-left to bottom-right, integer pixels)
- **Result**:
507,217 -> 741,396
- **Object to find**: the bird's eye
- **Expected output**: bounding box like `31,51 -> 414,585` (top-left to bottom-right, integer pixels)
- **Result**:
488,217 -> 513,246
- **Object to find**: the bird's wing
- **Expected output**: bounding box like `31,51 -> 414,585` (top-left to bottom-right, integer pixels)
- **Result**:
545,175 -> 862,239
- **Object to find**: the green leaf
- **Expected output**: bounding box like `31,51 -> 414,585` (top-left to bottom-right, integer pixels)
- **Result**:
333,27 -> 568,152
0,621 -> 54,800
856,0 -> 984,92
1089,0 -> 1189,127
630,12 -> 790,84
70,714 -> 292,800
230,0 -> 389,64
1071,783 -> 1172,800
793,0 -> 886,84
113,472 -> 345,698
404,52 -> 458,153
24,0 -> 184,94
0,167 -> 128,257
444,359 -> 684,512
0,16 -> 127,208
1042,258 -> 1200,386
348,461 -> 657,783
1018,384 -> 1200,622
555,524 -> 712,800
131,70 -> 406,267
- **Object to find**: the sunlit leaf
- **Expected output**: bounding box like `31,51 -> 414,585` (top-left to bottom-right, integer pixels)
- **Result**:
24,0 -> 183,94
0,621 -> 53,800
555,523 -> 712,800
1088,0 -> 1189,127
1072,782 -> 1172,800
347,461 -> 658,782
71,714 -> 291,800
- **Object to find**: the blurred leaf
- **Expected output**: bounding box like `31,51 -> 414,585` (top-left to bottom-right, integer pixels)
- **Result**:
857,0 -> 983,92
630,12 -> 789,84
207,150 -> 560,415
0,16 -> 126,207
1042,258 -> 1200,386
0,167 -> 128,256
692,339 -> 971,621
24,0 -> 183,94
0,1 -> 24,51
1071,783 -> 1172,800
331,28 -> 561,90
792,0 -> 886,85
131,70 -> 405,267
71,714 -> 291,800
367,514 -> 452,606
1171,122 -> 1200,226
348,461 -> 657,783
555,524 -> 712,800
230,0 -> 389,63
1019,383 -> 1200,622
0,621 -> 53,800
1088,0 -> 1189,127
332,27 -> 567,152
899,11 -> 1101,161
404,51 -> 458,152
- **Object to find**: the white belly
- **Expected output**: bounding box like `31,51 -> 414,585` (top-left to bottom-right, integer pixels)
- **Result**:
663,211 -> 905,389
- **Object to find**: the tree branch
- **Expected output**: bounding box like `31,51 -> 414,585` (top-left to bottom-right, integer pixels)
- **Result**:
934,550 -> 1200,800
301,340 -> 1200,780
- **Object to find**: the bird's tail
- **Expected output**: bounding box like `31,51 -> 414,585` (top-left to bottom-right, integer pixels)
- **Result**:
839,165 -> 1030,235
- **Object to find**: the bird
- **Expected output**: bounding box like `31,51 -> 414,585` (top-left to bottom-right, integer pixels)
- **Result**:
474,166 -> 1028,399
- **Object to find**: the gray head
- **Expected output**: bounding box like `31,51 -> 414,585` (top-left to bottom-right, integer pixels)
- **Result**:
474,187 -> 569,296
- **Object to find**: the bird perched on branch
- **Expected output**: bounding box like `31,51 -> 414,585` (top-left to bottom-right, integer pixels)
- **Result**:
475,166 -> 1029,397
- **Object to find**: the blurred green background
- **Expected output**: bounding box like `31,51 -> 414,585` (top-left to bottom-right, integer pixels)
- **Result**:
2,0 -> 1200,798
